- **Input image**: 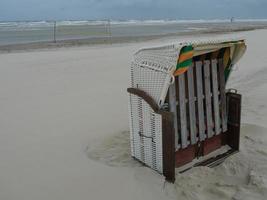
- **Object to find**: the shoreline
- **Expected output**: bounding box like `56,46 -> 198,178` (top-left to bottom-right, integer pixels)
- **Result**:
0,25 -> 266,53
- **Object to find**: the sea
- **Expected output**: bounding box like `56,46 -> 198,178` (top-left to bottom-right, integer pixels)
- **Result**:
0,19 -> 267,46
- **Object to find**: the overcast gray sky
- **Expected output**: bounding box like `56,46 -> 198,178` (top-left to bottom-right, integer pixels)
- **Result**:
1,0 -> 267,21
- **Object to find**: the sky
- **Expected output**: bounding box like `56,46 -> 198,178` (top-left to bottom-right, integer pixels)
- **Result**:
1,0 -> 267,21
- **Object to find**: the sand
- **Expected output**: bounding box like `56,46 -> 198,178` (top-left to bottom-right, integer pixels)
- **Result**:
0,29 -> 267,200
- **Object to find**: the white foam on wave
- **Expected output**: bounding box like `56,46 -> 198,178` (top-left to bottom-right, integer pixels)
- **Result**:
1,18 -> 267,29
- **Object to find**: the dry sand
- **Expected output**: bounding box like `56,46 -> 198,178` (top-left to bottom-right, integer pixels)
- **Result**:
0,29 -> 267,200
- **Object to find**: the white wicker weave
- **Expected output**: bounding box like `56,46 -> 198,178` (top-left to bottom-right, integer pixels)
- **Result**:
129,94 -> 163,172
129,45 -> 179,173
132,45 -> 179,107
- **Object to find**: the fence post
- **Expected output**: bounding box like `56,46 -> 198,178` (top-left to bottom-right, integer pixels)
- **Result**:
53,21 -> 57,43
108,19 -> 112,44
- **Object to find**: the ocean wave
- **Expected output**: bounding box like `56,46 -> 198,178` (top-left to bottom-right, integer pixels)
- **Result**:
1,19 -> 267,29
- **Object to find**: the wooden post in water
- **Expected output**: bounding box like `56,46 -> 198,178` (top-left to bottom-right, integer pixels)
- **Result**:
53,21 -> 57,43
108,19 -> 112,44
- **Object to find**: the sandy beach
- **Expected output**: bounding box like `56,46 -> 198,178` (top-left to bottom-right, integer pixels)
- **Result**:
0,29 -> 267,200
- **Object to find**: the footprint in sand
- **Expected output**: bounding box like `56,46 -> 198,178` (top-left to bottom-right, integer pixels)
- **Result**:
86,131 -> 141,167
85,124 -> 267,169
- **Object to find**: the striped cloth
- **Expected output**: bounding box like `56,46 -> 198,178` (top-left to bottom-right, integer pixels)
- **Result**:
174,45 -> 232,81
209,47 -> 232,81
174,45 -> 193,76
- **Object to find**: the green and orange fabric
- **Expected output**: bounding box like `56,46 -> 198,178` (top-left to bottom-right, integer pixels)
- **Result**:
215,47 -> 232,81
174,45 -> 193,76
173,40 -> 245,82
222,47 -> 232,81
174,45 -> 232,81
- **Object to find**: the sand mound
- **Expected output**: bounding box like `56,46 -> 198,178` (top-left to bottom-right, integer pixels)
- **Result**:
172,123 -> 267,200
86,131 -> 141,167
86,123 -> 267,200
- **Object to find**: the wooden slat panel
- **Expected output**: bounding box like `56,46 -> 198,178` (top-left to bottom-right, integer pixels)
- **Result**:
195,61 -> 205,141
187,65 -> 197,144
218,59 -> 227,132
204,60 -> 214,138
211,59 -> 221,135
168,83 -> 179,149
178,74 -> 188,148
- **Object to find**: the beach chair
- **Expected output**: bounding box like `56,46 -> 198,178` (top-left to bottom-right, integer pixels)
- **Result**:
127,39 -> 246,182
